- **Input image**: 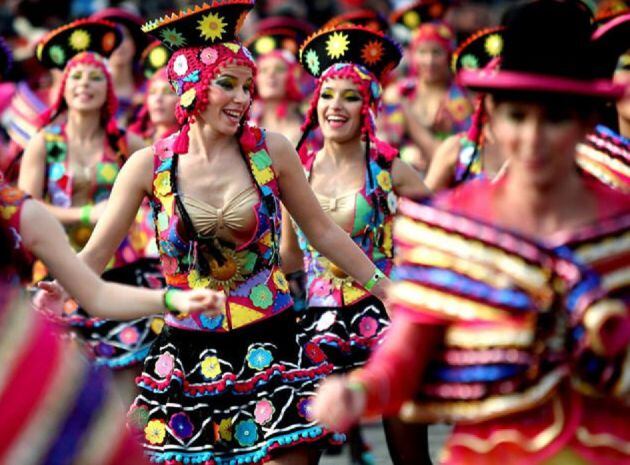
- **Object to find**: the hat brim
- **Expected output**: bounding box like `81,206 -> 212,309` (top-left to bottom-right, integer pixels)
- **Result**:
458,69 -> 626,100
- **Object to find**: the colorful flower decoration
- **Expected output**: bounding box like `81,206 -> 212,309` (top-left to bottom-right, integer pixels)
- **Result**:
127,404 -> 150,430
198,12 -> 227,42
297,397 -> 314,420
460,53 -> 480,69
145,419 -> 167,445
272,270 -> 289,292
305,342 -> 327,363
200,46 -> 219,65
179,88 -> 197,109
149,46 -> 168,68
358,316 -> 378,337
254,400 -> 275,425
234,419 -> 258,447
201,355 -> 222,379
173,54 -> 189,76
169,412 -> 194,439
218,418 -> 233,441
376,170 -> 392,191
69,29 -> 91,51
316,311 -> 336,331
153,171 -> 171,198
246,347 -> 273,370
254,36 -> 276,55
160,27 -> 187,48
49,45 -> 66,66
403,11 -> 421,29
101,31 -> 117,52
119,326 -> 140,345
188,268 -> 211,289
155,352 -> 175,378
249,284 -> 273,309
484,34 -> 503,57
200,313 -> 224,330
326,32 -> 350,59
361,40 -> 384,66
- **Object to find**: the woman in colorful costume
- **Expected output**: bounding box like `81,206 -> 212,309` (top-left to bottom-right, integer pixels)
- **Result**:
379,1 -> 473,173
0,43 -> 217,462
18,20 -> 162,401
312,1 -> 630,464
41,1 -> 394,463
424,27 -> 507,191
130,41 -> 178,145
283,25 -> 431,465
246,17 -> 314,145
90,7 -> 151,126
577,11 -> 630,193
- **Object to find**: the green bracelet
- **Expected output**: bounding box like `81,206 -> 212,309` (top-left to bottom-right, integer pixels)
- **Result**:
364,268 -> 386,292
80,205 -> 93,226
163,289 -> 179,312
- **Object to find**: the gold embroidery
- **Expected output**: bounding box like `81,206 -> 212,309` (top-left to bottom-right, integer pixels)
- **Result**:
399,367 -> 566,423
443,395 -> 565,454
445,322 -> 535,348
583,299 -> 627,355
576,426 -> 630,454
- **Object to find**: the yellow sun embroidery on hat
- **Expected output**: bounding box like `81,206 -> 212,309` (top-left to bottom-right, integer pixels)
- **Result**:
485,34 -> 503,57
69,29 -> 91,51
198,12 -> 227,42
149,46 -> 168,68
326,32 -> 350,59
255,36 -> 276,55
361,40 -> 384,66
403,11 -> 421,29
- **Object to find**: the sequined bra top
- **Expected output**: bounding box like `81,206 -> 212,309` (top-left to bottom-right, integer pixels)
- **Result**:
297,139 -> 398,308
150,126 -> 293,332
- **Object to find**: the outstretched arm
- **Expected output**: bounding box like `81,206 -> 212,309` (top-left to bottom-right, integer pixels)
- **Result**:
22,199 -> 221,318
267,132 -> 389,298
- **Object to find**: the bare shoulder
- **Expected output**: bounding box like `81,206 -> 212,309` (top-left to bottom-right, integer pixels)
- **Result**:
24,130 -> 47,155
264,130 -> 300,172
120,146 -> 155,193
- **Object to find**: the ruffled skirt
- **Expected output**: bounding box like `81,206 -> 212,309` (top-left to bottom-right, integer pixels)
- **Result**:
128,309 -> 342,464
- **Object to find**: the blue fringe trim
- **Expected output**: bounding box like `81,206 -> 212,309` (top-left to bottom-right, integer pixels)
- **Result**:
148,427 -> 345,465
95,345 -> 151,369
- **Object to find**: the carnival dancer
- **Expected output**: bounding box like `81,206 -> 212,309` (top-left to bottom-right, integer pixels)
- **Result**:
380,1 -> 473,173
425,27 -> 507,191
284,25 -> 431,465
39,1 -> 395,464
18,19 -> 162,403
577,11 -> 630,193
91,7 -> 151,126
246,16 -> 314,145
129,41 -> 178,144
312,2 -> 630,465
1,174 -> 220,465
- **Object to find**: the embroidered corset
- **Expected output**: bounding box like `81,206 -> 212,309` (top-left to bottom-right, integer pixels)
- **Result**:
43,124 -> 121,250
577,124 -> 630,194
150,126 -> 292,332
297,142 -> 396,308
0,180 -> 33,285
389,198 -> 630,423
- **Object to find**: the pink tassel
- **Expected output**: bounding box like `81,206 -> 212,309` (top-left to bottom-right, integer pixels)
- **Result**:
173,123 -> 190,154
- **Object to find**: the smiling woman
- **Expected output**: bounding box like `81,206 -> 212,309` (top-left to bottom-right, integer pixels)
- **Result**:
37,2 -> 403,465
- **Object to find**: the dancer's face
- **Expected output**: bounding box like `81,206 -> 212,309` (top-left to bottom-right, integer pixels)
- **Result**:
109,25 -> 136,66
201,64 -> 253,136
489,99 -> 589,188
412,40 -> 449,84
147,74 -> 177,127
256,55 -> 288,100
317,77 -> 363,143
63,63 -> 108,112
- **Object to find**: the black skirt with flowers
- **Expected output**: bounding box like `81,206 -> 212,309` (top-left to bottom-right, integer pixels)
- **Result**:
297,296 -> 390,374
67,258 -> 165,370
128,309 -> 343,464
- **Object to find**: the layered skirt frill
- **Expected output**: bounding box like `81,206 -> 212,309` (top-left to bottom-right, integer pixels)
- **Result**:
297,295 -> 390,374
128,309 -> 343,465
